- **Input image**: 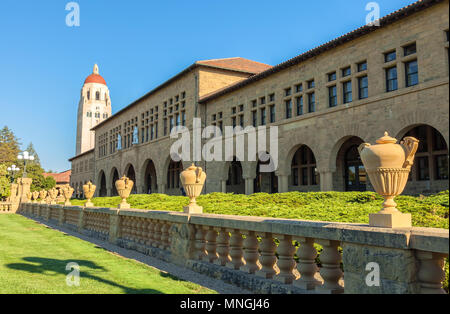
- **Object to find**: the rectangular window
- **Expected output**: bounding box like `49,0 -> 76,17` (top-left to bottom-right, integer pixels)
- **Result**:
232,117 -> 236,128
292,168 -> 299,186
232,107 -> 236,114
308,93 -> 315,113
296,96 -> 303,115
252,111 -> 257,127
260,108 -> 266,125
252,100 -> 257,107
181,111 -> 186,126
386,66 -> 398,92
328,86 -> 337,107
260,97 -> 266,105
269,94 -> 275,102
285,99 -> 292,118
435,155 -> 449,180
405,60 -> 418,87
385,51 -> 396,62
301,168 -> 308,185
270,105 -> 276,123
163,119 -> 167,136
295,84 -> 303,93
328,72 -> 336,82
358,76 -> 368,99
342,67 -> 351,77
357,61 -> 367,72
239,104 -> 244,111
417,156 -> 429,181
307,80 -> 315,89
285,88 -> 291,97
343,81 -> 352,104
239,114 -> 244,128
404,43 -> 416,56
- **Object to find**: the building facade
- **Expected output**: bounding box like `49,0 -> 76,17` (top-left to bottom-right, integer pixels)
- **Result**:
70,0 -> 449,197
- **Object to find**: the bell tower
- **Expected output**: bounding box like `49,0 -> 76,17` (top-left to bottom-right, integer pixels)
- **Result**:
75,64 -> 112,155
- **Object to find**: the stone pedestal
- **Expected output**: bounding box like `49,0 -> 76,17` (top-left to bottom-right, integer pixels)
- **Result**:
17,178 -> 32,203
369,212 -> 412,228
183,204 -> 203,214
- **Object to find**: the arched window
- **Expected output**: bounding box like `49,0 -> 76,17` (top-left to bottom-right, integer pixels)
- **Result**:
96,91 -> 100,100
344,145 -> 366,191
291,146 -> 318,186
404,125 -> 448,181
167,161 -> 182,189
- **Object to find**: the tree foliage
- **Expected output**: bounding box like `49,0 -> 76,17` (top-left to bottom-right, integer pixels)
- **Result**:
0,164 -> 10,200
0,126 -> 21,164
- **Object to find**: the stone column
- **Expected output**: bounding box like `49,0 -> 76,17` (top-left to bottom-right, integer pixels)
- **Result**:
244,178 -> 254,195
109,210 -> 120,244
319,170 -> 334,192
158,183 -> 166,194
107,188 -> 112,197
277,174 -> 289,193
220,180 -> 227,193
17,178 -> 32,203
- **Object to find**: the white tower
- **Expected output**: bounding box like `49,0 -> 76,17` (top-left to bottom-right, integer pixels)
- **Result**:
76,64 -> 112,155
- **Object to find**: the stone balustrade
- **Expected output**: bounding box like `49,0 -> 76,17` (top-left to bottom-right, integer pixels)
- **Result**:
17,202 -> 449,294
0,202 -> 13,213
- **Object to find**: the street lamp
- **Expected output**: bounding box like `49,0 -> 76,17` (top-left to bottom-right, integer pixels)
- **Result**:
17,151 -> 34,178
7,165 -> 20,183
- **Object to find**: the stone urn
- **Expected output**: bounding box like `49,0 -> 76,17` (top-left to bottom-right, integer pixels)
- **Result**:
115,176 -> 133,209
62,185 -> 74,206
83,181 -> 96,207
26,192 -> 32,203
358,132 -> 419,228
47,188 -> 58,205
32,191 -> 39,203
180,163 -> 207,214
39,190 -> 48,204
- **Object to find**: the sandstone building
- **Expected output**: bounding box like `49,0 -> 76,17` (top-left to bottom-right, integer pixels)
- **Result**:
70,0 -> 449,198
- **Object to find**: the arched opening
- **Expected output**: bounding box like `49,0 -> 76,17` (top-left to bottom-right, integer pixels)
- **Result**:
290,145 -> 319,191
125,164 -> 137,194
335,136 -> 366,191
226,157 -> 244,194
167,160 -> 183,194
400,125 -> 448,193
98,171 -> 107,197
143,160 -> 157,194
110,168 -> 119,196
254,153 -> 278,194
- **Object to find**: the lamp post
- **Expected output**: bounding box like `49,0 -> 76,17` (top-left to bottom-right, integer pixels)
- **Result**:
17,151 -> 35,178
7,165 -> 20,183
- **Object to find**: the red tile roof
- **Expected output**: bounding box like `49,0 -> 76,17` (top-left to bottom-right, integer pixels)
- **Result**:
84,74 -> 107,85
43,170 -> 71,184
196,57 -> 272,74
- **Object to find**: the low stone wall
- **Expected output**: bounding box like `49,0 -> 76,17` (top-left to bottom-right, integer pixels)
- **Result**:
0,202 -> 16,214
18,202 -> 449,294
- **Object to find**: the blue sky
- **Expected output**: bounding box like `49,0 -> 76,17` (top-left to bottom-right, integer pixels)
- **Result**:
0,0 -> 414,172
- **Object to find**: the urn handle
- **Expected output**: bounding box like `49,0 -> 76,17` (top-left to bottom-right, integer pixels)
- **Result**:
196,167 -> 203,183
400,136 -> 419,170
358,143 -> 371,154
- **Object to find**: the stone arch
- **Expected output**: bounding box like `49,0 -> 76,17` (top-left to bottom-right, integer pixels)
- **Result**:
140,159 -> 158,194
253,151 -> 278,194
225,157 -> 245,194
124,163 -> 137,194
97,170 -> 107,197
109,167 -> 120,196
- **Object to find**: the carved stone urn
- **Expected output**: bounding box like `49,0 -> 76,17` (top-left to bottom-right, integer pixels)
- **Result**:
62,185 -> 74,206
32,191 -> 39,203
358,132 -> 419,228
180,163 -> 207,214
39,190 -> 48,204
115,176 -> 134,209
83,181 -> 96,207
47,188 -> 58,205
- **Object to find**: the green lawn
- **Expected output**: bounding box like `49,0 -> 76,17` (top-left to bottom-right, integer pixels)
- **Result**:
0,214 -> 215,294
70,190 -> 449,229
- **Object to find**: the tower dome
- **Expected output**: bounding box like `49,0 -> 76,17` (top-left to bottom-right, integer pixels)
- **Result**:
84,64 -> 107,85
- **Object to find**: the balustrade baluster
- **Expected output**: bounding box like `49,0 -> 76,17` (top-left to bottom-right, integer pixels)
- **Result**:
275,234 -> 296,284
214,228 -> 231,266
316,239 -> 344,294
226,229 -> 245,270
294,237 -> 321,290
256,232 -> 277,279
242,231 -> 260,274
416,251 -> 447,294
205,227 -> 218,263
195,226 -> 207,260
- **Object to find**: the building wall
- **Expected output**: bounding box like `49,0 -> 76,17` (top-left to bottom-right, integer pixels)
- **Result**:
70,150 -> 95,198
86,0 -> 448,196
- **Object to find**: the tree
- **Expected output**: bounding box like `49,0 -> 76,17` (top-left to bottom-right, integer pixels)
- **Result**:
0,164 -> 10,200
0,126 -> 21,163
25,142 -> 41,166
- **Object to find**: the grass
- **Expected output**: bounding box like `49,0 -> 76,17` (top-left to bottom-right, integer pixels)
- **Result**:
70,190 -> 449,229
0,215 -> 215,294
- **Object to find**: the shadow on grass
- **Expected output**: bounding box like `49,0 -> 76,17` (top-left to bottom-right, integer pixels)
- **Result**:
6,257 -> 164,294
